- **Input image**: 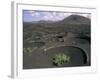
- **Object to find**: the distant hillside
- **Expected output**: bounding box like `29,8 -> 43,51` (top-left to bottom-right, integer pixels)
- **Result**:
60,15 -> 90,25
23,15 -> 90,26
23,15 -> 91,34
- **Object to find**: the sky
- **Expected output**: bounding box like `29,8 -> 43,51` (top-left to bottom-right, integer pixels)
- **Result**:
23,10 -> 90,22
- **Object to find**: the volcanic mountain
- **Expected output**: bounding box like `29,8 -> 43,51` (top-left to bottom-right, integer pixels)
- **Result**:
60,15 -> 90,25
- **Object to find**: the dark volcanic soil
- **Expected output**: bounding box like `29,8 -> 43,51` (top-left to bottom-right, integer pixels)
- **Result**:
23,46 -> 89,69
23,15 -> 91,69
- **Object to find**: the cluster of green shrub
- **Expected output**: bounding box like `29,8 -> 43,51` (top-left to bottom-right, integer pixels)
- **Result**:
23,47 -> 38,53
52,53 -> 70,66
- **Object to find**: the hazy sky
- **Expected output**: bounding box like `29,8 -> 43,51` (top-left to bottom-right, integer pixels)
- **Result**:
23,10 -> 90,22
